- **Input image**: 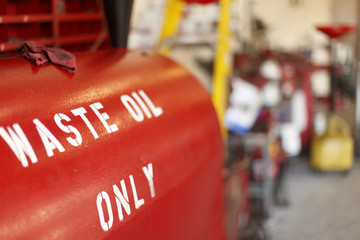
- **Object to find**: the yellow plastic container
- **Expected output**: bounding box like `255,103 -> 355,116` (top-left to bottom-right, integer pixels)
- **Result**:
311,114 -> 353,171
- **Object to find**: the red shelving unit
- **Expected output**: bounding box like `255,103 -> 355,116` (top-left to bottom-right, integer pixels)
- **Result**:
0,0 -> 109,54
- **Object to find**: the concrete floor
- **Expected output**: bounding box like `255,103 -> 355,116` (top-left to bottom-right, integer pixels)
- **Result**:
266,158 -> 360,240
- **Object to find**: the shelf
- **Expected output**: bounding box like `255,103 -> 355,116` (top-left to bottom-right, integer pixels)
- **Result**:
0,13 -> 103,24
0,38 -> 53,52
60,33 -> 102,45
0,0 -> 108,53
58,13 -> 103,22
0,33 -> 108,52
0,14 -> 53,24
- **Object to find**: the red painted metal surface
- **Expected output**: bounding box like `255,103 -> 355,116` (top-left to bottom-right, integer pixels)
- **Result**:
316,24 -> 356,39
0,50 -> 224,239
300,65 -> 313,150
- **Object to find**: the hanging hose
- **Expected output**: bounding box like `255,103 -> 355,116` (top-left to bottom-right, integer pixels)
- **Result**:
103,0 -> 134,48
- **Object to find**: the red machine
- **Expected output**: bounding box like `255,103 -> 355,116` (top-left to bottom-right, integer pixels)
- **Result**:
0,50 -> 224,239
0,1 -> 230,239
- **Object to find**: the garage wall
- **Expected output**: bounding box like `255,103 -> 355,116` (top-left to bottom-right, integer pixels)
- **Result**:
251,0 -> 332,51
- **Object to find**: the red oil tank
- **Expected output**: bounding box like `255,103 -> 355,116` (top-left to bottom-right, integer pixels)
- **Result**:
0,50 -> 224,239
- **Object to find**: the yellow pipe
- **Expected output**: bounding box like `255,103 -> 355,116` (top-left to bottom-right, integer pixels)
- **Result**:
212,0 -> 232,138
157,0 -> 185,56
158,0 -> 232,139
